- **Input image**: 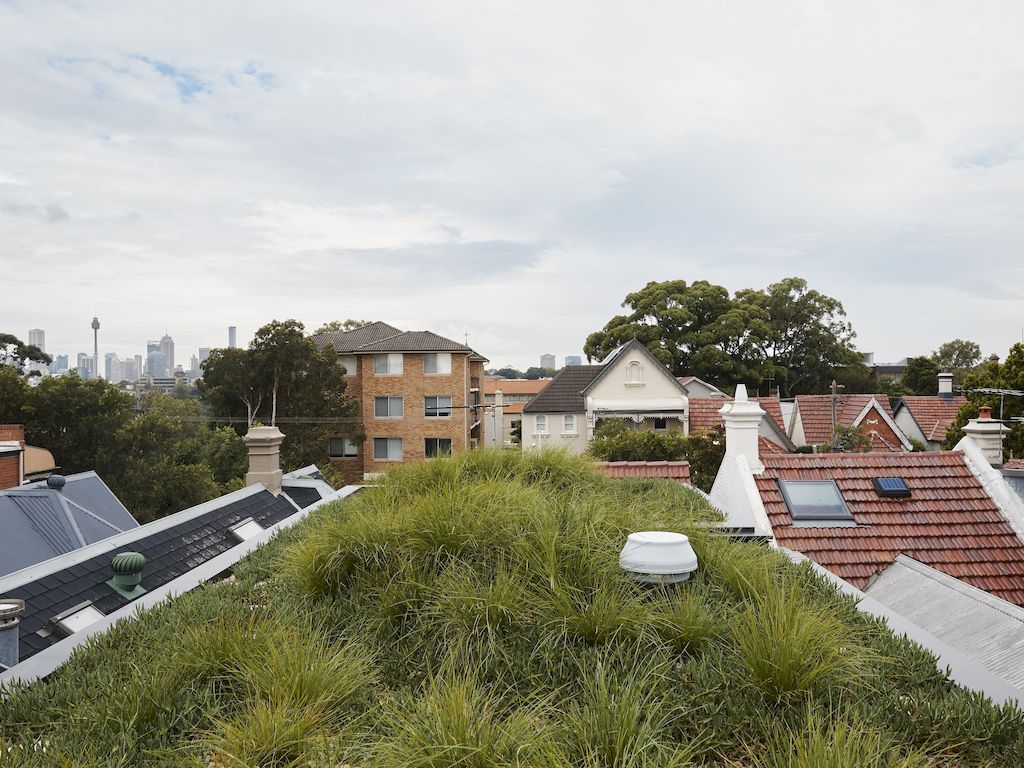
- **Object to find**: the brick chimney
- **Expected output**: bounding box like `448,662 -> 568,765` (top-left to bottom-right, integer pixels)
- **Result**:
243,426 -> 285,495
719,384 -> 766,473
938,372 -> 954,398
962,405 -> 1008,467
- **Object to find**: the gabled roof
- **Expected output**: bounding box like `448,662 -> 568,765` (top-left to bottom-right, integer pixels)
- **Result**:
678,376 -> 728,397
756,451 -> 1024,606
596,461 -> 691,484
311,323 -> 486,360
688,396 -> 794,452
895,395 -> 968,442
522,366 -> 605,413
793,394 -> 899,447
0,473 -> 139,577
311,322 -> 403,352
583,339 -> 690,399
0,484 -> 301,665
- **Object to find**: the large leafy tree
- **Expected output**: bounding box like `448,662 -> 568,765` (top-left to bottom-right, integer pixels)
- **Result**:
943,343 -> 1024,458
0,331 -> 51,374
313,319 -> 373,334
932,338 -> 982,384
901,356 -> 941,395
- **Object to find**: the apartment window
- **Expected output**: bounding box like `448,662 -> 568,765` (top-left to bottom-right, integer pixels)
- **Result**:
654,417 -> 667,430
374,396 -> 404,418
339,355 -> 357,375
424,352 -> 452,374
563,415 -> 576,434
425,437 -> 453,458
374,353 -> 403,375
626,360 -> 644,385
425,396 -> 453,417
536,415 -> 548,433
373,437 -> 403,460
329,437 -> 359,458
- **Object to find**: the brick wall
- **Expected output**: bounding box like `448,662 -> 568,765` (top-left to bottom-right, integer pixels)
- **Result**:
0,425 -> 25,443
860,405 -> 907,452
0,454 -> 21,490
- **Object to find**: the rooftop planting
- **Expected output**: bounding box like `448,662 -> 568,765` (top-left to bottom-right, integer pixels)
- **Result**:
2,449 -> 1023,766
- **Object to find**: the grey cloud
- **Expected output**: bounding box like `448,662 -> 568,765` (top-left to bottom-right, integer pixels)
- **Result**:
45,203 -> 69,222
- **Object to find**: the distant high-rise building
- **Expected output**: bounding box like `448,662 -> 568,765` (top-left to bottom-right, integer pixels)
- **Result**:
228,326 -> 237,348
76,352 -> 95,380
198,347 -> 211,366
564,355 -> 582,367
159,334 -> 175,375
190,354 -> 199,373
145,351 -> 167,378
540,353 -> 556,369
49,354 -> 68,375
104,352 -> 121,382
28,329 -> 45,353
133,354 -> 143,380
122,357 -> 138,382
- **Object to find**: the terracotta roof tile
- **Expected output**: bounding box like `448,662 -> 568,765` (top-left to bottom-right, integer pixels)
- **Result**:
688,397 -> 787,434
596,461 -> 691,484
482,378 -> 552,395
758,451 -> 1024,606
794,394 -> 895,446
897,396 -> 968,442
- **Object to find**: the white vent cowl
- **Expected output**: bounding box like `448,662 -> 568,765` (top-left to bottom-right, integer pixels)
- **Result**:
619,531 -> 698,584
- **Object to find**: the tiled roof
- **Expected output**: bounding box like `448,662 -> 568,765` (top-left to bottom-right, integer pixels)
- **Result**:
794,394 -> 895,446
483,378 -> 552,395
1006,459 -> 1024,470
897,395 -> 968,442
1,487 -> 299,664
500,402 -> 526,415
758,452 -> 1024,607
596,461 -> 691,484
523,366 -> 605,413
688,397 -> 787,434
356,331 -> 478,354
311,322 -> 403,352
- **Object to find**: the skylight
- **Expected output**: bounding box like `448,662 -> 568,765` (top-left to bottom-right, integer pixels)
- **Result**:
230,518 -> 265,542
872,477 -> 911,498
778,480 -> 854,522
52,601 -> 104,636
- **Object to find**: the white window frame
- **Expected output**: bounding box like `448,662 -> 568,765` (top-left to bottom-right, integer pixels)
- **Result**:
535,415 -> 548,434
423,352 -> 452,375
374,353 -> 403,375
374,396 -> 404,418
625,360 -> 644,386
424,437 -> 453,458
329,437 -> 359,458
562,415 -> 577,435
373,437 -> 403,460
425,395 -> 453,418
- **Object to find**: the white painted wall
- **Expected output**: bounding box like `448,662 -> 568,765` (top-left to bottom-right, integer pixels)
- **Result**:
587,351 -> 687,401
522,412 -> 588,453
894,408 -> 929,446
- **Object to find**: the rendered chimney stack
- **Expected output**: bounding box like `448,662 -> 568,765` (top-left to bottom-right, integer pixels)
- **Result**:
719,384 -> 766,473
962,404 -> 1007,467
243,426 -> 286,495
938,372 -> 954,397
0,599 -> 25,671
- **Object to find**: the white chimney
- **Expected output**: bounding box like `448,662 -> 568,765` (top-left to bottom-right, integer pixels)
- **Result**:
719,385 -> 766,473
938,372 -> 953,397
243,426 -> 285,494
962,405 -> 1008,467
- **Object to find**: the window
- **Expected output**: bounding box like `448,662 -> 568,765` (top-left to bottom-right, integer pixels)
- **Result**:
374,396 -> 404,418
425,396 -> 453,417
778,480 -> 854,522
328,437 -> 359,458
230,518 -> 265,542
373,437 -> 403,460
424,352 -> 452,374
52,601 -> 104,636
339,355 -> 357,375
563,415 -> 576,434
654,417 -> 667,430
626,360 -> 644,385
374,353 -> 403,375
536,415 -> 548,433
425,437 -> 453,457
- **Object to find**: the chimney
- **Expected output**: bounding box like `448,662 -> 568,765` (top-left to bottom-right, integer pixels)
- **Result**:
938,372 -> 954,397
0,599 -> 25,671
243,426 -> 285,494
962,404 -> 1008,467
719,384 -> 766,473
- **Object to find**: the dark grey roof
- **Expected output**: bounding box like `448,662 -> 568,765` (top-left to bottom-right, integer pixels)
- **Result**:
355,330 -> 480,355
0,473 -> 140,577
523,366 -> 605,413
282,485 -> 323,510
311,322 -> 403,353
0,486 -> 299,664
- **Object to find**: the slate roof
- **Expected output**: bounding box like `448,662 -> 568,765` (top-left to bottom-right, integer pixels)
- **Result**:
0,486 -> 300,664
522,365 -> 605,413
0,473 -> 140,578
281,485 -> 323,510
311,322 -> 403,352
896,395 -> 969,442
757,452 -> 1024,606
794,394 -> 896,446
596,461 -> 691,484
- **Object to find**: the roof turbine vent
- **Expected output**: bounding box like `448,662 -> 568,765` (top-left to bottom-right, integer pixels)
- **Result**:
46,474 -> 66,491
107,552 -> 147,598
619,531 -> 698,585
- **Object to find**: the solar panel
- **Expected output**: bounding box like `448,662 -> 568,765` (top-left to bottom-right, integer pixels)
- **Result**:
872,477 -> 911,498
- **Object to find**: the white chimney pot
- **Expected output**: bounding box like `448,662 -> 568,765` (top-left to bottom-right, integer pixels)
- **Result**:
719,384 -> 766,473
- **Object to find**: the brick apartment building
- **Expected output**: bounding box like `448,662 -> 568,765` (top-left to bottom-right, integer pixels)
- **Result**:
312,322 -> 488,483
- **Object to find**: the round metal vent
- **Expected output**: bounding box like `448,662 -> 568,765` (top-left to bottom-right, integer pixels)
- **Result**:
619,531 -> 698,585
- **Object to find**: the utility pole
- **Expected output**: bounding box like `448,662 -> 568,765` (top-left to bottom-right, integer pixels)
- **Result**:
830,379 -> 844,450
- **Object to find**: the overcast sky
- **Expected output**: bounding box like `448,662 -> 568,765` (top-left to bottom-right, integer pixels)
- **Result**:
3,2 -> 1024,370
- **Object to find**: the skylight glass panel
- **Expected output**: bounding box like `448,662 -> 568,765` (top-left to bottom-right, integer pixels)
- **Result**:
230,518 -> 265,542
53,602 -> 104,635
872,477 -> 911,498
778,480 -> 854,522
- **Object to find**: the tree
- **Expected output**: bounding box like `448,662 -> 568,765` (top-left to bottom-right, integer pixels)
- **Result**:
488,367 -> 524,379
200,347 -> 264,427
0,332 -> 51,374
314,319 -> 373,334
901,356 -> 941,395
932,339 -> 982,384
830,424 -> 873,453
523,367 -> 556,379
943,343 -> 1024,459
